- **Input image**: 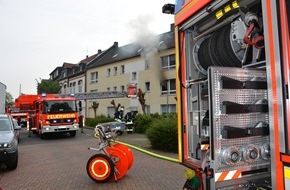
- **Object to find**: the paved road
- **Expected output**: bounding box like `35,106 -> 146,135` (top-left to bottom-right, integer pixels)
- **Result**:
0,128 -> 186,190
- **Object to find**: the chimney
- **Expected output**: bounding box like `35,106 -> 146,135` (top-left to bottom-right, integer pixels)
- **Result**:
98,49 -> 102,54
170,23 -> 174,32
114,41 -> 118,47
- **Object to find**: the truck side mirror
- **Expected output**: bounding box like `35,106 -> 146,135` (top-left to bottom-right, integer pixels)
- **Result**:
78,101 -> 82,112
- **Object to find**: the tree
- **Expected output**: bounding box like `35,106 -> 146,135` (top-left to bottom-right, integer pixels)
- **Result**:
91,101 -> 99,118
36,78 -> 61,94
137,88 -> 146,114
110,100 -> 121,112
5,92 -> 14,107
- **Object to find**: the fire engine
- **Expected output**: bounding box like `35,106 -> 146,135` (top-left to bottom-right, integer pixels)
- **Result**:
163,0 -> 289,189
11,93 -> 80,139
6,94 -> 38,129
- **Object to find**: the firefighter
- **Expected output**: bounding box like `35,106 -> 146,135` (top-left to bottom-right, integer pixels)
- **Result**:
114,108 -> 124,122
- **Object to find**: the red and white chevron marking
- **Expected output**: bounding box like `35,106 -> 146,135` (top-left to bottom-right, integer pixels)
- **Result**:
215,170 -> 242,182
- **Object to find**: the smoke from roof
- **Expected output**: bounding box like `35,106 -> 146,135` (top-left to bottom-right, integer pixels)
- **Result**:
128,14 -> 160,57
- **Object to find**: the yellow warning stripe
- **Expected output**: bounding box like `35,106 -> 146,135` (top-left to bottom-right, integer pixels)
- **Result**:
284,167 -> 290,179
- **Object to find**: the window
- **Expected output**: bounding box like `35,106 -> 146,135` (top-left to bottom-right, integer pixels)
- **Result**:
69,83 -> 73,94
161,54 -> 175,70
90,89 -> 98,92
69,82 -> 76,94
44,100 -> 77,113
161,104 -> 177,114
54,70 -> 59,78
63,84 -> 67,94
107,68 -> 111,77
120,85 -> 125,92
146,105 -> 150,115
107,107 -> 115,118
78,80 -> 83,93
62,70 -> 67,78
113,86 -> 117,91
145,82 -> 150,91
72,82 -> 76,94
132,72 -> 137,81
91,72 -> 98,83
73,67 -> 78,74
107,87 -> 110,92
161,79 -> 176,95
145,60 -> 149,69
121,65 -> 125,74
114,67 -> 117,75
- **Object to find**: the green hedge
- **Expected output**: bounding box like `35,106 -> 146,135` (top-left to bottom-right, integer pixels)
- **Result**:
133,114 -> 154,133
85,113 -> 178,153
85,115 -> 115,128
146,113 -> 178,153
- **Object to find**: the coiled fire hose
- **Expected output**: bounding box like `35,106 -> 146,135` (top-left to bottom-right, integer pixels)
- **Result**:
94,133 -> 179,163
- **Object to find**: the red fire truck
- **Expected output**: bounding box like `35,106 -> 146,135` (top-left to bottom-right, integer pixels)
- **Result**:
163,0 -> 290,189
6,94 -> 38,130
10,93 -> 80,139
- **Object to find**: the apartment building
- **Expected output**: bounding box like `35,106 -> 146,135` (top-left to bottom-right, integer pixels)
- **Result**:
50,53 -> 101,115
50,25 -> 176,118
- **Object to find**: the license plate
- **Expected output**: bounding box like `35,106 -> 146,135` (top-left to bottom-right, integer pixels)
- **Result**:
58,126 -> 67,129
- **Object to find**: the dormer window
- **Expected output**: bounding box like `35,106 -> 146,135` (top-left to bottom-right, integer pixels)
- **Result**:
62,70 -> 67,77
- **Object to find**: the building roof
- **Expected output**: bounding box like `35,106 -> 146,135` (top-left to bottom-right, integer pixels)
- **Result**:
49,66 -> 62,75
50,24 -> 175,81
157,30 -> 175,51
79,51 -> 102,64
87,30 -> 175,69
62,62 -> 75,69
88,42 -> 142,68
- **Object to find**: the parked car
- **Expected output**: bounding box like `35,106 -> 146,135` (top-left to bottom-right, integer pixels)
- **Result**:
0,114 -> 21,170
97,121 -> 126,135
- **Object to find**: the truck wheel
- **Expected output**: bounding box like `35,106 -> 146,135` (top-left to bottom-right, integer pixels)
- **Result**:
86,154 -> 115,183
6,150 -> 18,170
40,134 -> 45,139
39,130 -> 45,139
69,131 -> 76,137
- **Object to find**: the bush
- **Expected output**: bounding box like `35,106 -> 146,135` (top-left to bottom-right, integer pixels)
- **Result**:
133,114 -> 154,134
85,115 -> 115,128
146,114 -> 178,153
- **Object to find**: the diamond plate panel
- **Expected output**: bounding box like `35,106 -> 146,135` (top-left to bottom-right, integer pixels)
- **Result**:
209,67 -> 271,174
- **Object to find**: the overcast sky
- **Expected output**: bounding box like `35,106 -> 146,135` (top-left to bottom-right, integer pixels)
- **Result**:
0,0 -> 174,99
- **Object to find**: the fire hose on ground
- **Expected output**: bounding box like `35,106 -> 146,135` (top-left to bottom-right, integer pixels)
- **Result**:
94,133 -> 179,163
87,127 -> 199,189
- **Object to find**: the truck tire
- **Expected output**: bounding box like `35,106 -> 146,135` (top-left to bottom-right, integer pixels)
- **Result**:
39,128 -> 45,139
86,154 -> 115,183
6,150 -> 18,170
69,131 -> 76,137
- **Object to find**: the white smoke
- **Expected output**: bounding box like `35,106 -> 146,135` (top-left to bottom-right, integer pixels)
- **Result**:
128,14 -> 160,57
